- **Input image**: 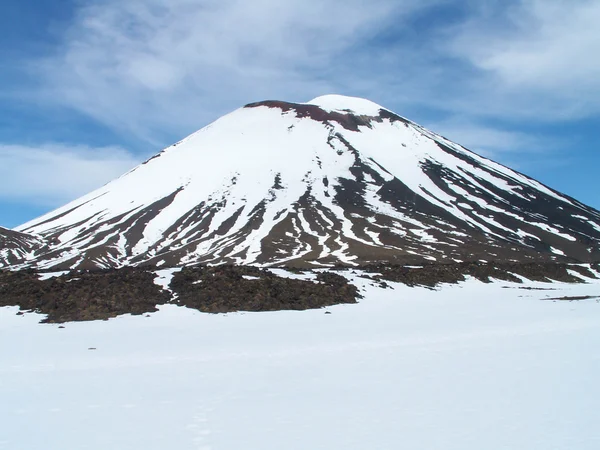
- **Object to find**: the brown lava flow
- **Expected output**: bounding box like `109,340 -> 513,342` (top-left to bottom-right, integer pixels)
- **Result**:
0,261 -> 597,323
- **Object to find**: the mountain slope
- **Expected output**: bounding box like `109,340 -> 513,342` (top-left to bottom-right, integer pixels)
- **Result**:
15,95 -> 600,270
0,227 -> 46,268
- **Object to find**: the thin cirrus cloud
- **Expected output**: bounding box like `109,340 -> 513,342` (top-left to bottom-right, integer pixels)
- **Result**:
32,0 -> 600,147
429,119 -> 549,157
33,0 -> 446,142
0,144 -> 141,206
441,0 -> 600,120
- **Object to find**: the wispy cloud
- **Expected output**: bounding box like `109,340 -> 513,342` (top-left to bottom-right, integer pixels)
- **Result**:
442,0 -> 600,120
29,0 -> 598,147
425,116 -> 569,173
428,119 -> 548,156
35,0 -> 442,143
0,144 -> 141,206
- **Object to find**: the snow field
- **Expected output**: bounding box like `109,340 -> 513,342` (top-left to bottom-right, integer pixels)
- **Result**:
2,274 -> 600,450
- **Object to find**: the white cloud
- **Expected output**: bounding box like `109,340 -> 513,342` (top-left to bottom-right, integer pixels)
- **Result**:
427,118 -> 549,156
0,144 -> 141,206
424,117 -> 566,173
35,0 -> 442,142
444,0 -> 600,119
28,0 -> 598,148
480,1 -> 600,89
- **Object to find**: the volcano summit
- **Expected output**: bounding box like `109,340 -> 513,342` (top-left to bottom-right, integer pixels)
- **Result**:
9,95 -> 600,270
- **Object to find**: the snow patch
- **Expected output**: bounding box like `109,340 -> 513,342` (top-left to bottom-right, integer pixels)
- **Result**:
38,271 -> 70,280
153,268 -> 182,298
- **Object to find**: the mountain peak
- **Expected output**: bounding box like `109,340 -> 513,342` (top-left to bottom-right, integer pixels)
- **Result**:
306,94 -> 386,116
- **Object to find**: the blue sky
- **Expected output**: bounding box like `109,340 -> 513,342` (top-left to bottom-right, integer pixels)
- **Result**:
1,0 -> 599,228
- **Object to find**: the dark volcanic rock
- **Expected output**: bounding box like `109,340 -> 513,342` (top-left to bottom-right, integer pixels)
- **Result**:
0,227 -> 46,268
0,268 -> 169,323
0,261 -> 597,323
363,261 -> 588,286
170,265 -> 360,313
0,265 -> 361,322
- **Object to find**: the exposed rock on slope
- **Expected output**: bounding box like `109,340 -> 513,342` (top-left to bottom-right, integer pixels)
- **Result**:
0,227 -> 45,268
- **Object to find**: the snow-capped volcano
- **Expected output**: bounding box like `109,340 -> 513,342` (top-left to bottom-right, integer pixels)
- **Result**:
12,95 -> 600,270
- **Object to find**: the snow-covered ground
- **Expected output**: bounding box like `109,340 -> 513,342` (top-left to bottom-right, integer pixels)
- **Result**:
2,276 -> 600,450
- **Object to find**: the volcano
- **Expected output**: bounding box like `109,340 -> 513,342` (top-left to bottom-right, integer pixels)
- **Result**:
10,95 -> 600,270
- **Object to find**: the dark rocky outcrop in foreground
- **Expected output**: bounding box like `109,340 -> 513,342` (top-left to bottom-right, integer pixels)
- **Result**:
0,262 -> 597,323
0,265 -> 360,323
170,265 -> 359,313
0,268 -> 169,323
